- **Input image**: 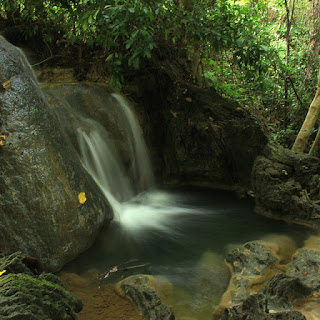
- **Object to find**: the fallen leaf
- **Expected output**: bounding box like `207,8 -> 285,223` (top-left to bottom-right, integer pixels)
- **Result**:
170,110 -> 178,118
209,117 -> 214,122
78,192 -> 87,205
2,80 -> 11,89
186,97 -> 192,102
0,270 -> 6,277
236,107 -> 242,111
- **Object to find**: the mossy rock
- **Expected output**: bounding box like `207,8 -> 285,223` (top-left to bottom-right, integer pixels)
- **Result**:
0,252 -> 33,275
0,252 -> 82,320
0,273 -> 82,319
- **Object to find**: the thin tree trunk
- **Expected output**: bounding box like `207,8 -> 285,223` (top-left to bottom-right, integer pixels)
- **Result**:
309,125 -> 320,155
310,0 -> 320,55
292,71 -> 320,153
284,0 -> 295,107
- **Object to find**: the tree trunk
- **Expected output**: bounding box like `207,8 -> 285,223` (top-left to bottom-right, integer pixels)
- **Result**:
284,0 -> 295,107
310,0 -> 320,55
292,71 -> 320,153
309,125 -> 320,155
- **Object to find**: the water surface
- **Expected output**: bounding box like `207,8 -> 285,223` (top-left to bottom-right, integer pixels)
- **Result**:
63,187 -> 311,320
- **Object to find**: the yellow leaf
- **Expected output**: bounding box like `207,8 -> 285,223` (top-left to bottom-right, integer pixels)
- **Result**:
0,270 -> 6,277
170,110 -> 178,118
186,97 -> 192,102
236,107 -> 242,111
78,192 -> 87,205
0,141 -> 3,146
0,135 -> 6,141
2,80 -> 11,89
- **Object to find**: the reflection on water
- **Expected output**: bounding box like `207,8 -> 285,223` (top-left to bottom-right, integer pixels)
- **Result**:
62,187 -> 312,320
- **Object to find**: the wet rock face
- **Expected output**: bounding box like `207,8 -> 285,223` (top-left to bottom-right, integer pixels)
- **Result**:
252,143 -> 320,228
163,86 -> 268,188
0,36 -> 112,271
125,56 -> 268,189
0,252 -> 82,320
116,275 -> 175,320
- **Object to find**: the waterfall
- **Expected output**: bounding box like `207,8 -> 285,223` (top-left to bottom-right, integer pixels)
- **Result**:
45,84 -> 198,235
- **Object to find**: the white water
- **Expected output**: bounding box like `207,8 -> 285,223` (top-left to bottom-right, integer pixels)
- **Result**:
72,90 -> 200,235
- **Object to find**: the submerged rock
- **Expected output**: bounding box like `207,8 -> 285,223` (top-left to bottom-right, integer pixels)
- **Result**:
0,36 -> 112,271
0,253 -> 82,320
252,143 -> 320,228
192,251 -> 230,306
116,274 -> 175,320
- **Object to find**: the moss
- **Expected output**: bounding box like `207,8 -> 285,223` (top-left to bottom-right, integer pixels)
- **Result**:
0,252 -> 33,275
0,254 -> 82,320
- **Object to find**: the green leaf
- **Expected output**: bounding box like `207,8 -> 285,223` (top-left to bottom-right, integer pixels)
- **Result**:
106,54 -> 114,62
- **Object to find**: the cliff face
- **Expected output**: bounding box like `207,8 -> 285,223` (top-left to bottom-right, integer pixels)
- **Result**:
0,36 -> 112,272
123,52 -> 268,190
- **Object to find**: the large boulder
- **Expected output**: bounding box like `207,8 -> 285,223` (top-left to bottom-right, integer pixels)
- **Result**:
252,143 -> 320,228
0,36 -> 112,271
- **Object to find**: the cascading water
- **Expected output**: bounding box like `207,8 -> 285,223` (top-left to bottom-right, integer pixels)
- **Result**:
45,84 -> 195,234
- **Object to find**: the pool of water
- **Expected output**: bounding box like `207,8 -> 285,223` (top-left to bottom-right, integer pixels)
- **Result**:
62,187 -> 312,319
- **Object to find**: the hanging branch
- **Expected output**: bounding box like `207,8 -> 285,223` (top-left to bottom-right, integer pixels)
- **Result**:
286,76 -> 303,106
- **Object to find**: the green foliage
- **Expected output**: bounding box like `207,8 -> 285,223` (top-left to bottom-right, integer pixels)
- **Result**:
202,0 -> 320,149
1,0 -> 319,149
